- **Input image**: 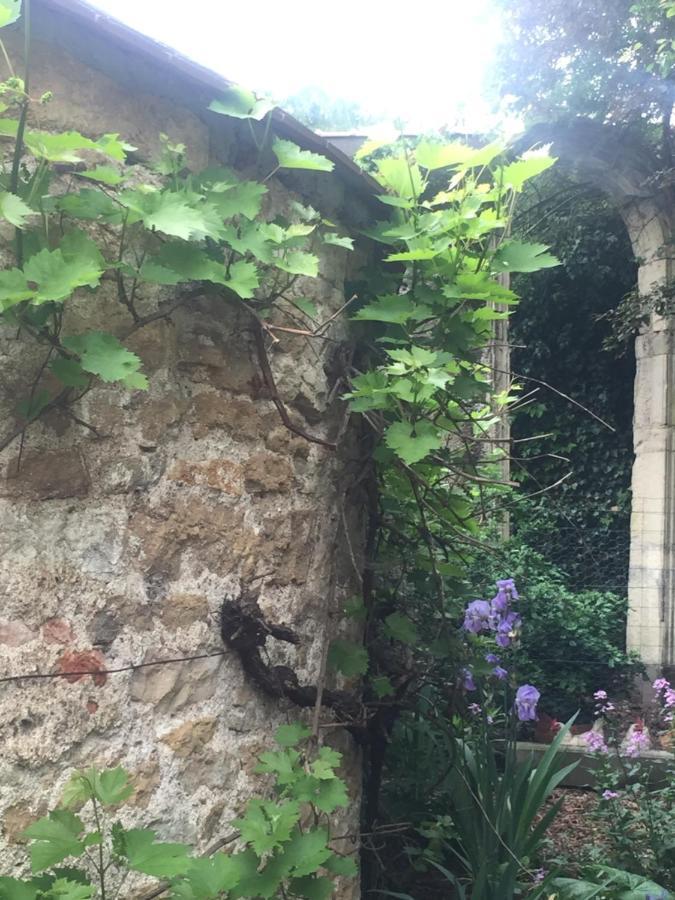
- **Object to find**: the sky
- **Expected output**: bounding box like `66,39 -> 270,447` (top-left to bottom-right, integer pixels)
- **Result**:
86,0 -> 505,132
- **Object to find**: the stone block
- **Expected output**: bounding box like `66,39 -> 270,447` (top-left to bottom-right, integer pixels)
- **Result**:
2,450 -> 90,501
243,452 -> 294,493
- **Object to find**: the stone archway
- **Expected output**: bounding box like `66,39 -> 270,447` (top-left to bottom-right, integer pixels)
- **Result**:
523,121 -> 675,675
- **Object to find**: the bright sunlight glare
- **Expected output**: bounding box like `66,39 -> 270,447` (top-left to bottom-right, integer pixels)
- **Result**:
86,0 -> 506,132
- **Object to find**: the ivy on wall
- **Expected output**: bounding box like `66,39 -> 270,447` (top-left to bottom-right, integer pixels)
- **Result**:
509,170 -> 637,593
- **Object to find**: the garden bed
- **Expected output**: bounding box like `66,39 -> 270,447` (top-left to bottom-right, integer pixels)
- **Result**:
516,741 -> 674,788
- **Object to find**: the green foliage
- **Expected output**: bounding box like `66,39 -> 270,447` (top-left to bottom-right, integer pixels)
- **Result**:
508,171 -> 636,596
1,727 -> 356,898
0,2 -> 340,441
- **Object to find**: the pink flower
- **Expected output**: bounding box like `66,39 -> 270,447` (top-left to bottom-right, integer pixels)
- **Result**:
653,678 -> 671,693
602,789 -> 620,800
584,730 -> 609,754
594,690 -> 608,701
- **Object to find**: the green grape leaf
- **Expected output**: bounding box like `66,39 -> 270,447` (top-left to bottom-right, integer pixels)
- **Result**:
376,157 -> 424,199
57,189 -> 124,224
0,0 -> 21,28
23,131 -> 98,163
62,332 -> 147,389
222,222 -> 273,262
343,370 -> 393,412
178,850 -> 258,897
377,195 -> 415,209
324,854 -> 358,876
209,181 -> 267,220
23,241 -> 103,303
0,876 -> 41,900
255,749 -> 300,785
209,86 -> 275,120
275,250 -> 318,277
314,776 -> 349,814
277,828 -> 331,878
275,723 -> 311,748
119,828 -> 192,877
47,879 -> 92,900
77,166 -> 124,186
23,811 -> 86,873
147,241 -> 227,285
385,248 -> 439,262
384,420 -> 443,465
233,800 -> 300,856
371,675 -> 395,698
272,138 -> 334,172
89,767 -> 133,806
225,259 -> 259,298
415,140 -> 473,171
0,191 -> 34,228
0,268 -> 34,310
500,149 -> 556,192
327,639 -> 368,677
354,294 -> 430,325
125,191 -> 224,241
288,876 -> 333,900
311,746 -> 342,780
383,612 -> 419,645
322,232 -> 353,250
492,240 -> 560,273
137,261 -> 184,285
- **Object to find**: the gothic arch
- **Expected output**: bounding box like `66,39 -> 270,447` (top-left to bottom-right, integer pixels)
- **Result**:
522,120 -> 675,672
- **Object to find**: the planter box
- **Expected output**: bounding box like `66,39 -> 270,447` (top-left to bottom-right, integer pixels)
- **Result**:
515,741 -> 674,789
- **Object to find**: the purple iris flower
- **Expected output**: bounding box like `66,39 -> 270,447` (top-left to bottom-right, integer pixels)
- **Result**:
463,599 -> 492,634
462,668 -> 476,692
495,611 -> 521,648
515,684 -> 540,721
497,578 -> 519,600
492,666 -> 508,681
485,653 -> 500,665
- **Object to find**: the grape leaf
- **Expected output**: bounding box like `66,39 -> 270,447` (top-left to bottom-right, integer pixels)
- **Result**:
311,746 -> 342,780
376,157 -> 424,199
0,0 -> 21,28
225,259 -> 259,298
384,420 -> 443,465
275,250 -> 318,277
275,723 -> 311,747
23,242 -> 103,303
324,854 -> 358,876
121,190 -> 224,240
233,800 -> 300,856
62,332 -> 147,389
383,612 -> 419,644
178,850 -> 258,897
255,749 -> 300,785
0,876 -> 41,899
23,811 -> 86,872
147,241 -> 227,285
0,268 -> 34,310
0,192 -> 34,228
314,776 -> 349,814
57,189 -> 124,224
208,181 -> 267,220
492,240 -> 560,273
77,166 -> 124,186
272,138 -> 334,172
47,879 -> 92,900
120,828 -> 191,877
209,86 -> 275,120
416,140 -> 473,171
322,232 -> 353,250
327,639 -> 368,677
501,149 -> 556,192
371,675 -> 395,698
276,828 -> 331,878
354,294 -> 428,325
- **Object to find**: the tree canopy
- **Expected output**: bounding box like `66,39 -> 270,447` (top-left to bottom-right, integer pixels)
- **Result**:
494,0 -> 675,160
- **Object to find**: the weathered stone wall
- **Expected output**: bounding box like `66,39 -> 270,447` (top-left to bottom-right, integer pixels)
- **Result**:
0,17 -> 371,886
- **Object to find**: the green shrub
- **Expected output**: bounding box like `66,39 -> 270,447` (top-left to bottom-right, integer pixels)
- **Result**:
474,540 -> 641,720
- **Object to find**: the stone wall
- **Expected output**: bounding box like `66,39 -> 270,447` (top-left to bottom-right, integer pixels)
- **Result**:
0,14 -> 372,887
